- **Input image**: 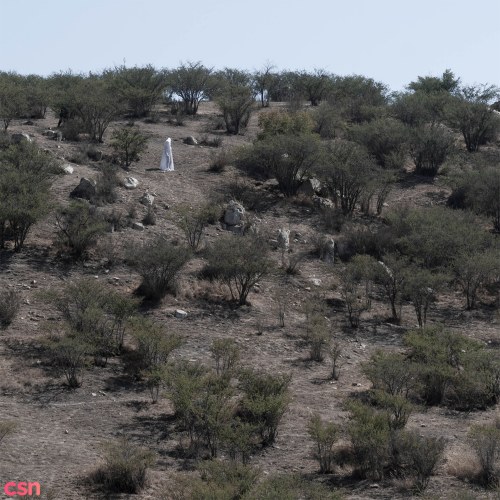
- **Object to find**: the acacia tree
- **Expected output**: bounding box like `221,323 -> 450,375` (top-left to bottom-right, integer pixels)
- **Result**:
408,124 -> 454,176
205,235 -> 271,305
167,61 -> 213,115
0,72 -> 27,130
328,74 -> 389,123
297,69 -> 332,106
252,62 -> 276,108
446,84 -> 500,152
73,76 -> 122,142
321,139 -> 377,215
105,65 -> 169,117
407,69 -> 461,95
449,165 -> 500,232
0,142 -> 57,251
453,250 -> 499,310
213,69 -> 255,135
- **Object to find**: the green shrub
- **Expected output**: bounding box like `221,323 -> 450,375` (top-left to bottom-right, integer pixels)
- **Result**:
93,438 -> 155,493
245,474 -> 342,500
95,164 -> 120,204
184,461 -> 259,500
55,201 -> 106,260
130,317 -> 182,371
307,414 -> 339,473
303,313 -> 330,361
110,126 -> 148,167
362,351 -> 417,398
468,420 -> 500,487
204,235 -> 271,306
372,390 -> 414,430
347,401 -> 390,480
167,363 -> 234,457
239,370 -> 291,446
0,290 -> 20,328
45,279 -> 137,358
47,335 -> 90,388
177,204 -> 220,251
127,237 -> 191,300
404,325 -> 498,409
208,148 -> 231,173
210,338 -> 240,377
390,430 -> 445,492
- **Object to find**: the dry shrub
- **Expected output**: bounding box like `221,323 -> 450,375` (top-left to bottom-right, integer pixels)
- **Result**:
0,290 -> 21,328
91,438 -> 155,493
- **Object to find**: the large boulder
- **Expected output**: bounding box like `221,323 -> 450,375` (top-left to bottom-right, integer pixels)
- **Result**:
297,178 -> 321,197
224,200 -> 245,226
184,136 -> 198,146
123,177 -> 139,189
11,133 -> 32,144
70,178 -> 96,201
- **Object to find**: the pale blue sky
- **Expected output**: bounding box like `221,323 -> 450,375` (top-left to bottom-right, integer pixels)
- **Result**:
2,0 -> 499,91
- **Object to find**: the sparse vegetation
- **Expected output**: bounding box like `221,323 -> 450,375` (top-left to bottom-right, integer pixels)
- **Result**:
0,64 -> 498,499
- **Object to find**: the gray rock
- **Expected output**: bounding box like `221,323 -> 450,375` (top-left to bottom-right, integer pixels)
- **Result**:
312,195 -> 334,208
62,164 -> 74,174
11,133 -> 32,144
277,228 -> 290,250
175,309 -> 188,319
132,222 -> 145,231
224,200 -> 245,226
140,192 -> 154,206
297,178 -> 321,196
184,136 -> 198,145
70,178 -> 96,200
123,177 -> 139,189
43,129 -> 62,141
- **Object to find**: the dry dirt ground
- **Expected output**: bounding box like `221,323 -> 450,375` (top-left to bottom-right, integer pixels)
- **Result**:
0,102 -> 499,499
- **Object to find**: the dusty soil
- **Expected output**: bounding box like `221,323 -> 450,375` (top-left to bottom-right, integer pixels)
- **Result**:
0,102 -> 498,499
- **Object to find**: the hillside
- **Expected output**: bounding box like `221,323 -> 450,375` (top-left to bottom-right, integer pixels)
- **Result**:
0,95 -> 499,500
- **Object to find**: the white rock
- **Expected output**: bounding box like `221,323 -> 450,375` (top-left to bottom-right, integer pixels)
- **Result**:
175,309 -> 188,319
132,222 -> 145,231
123,177 -> 139,189
62,164 -> 74,174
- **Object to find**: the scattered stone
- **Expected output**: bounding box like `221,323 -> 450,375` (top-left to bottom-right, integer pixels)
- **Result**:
62,164 -> 74,175
70,178 -> 96,201
91,393 -> 97,397
132,222 -> 145,231
175,309 -> 188,319
11,133 -> 32,144
184,136 -> 198,145
140,192 -> 154,206
123,177 -> 139,189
